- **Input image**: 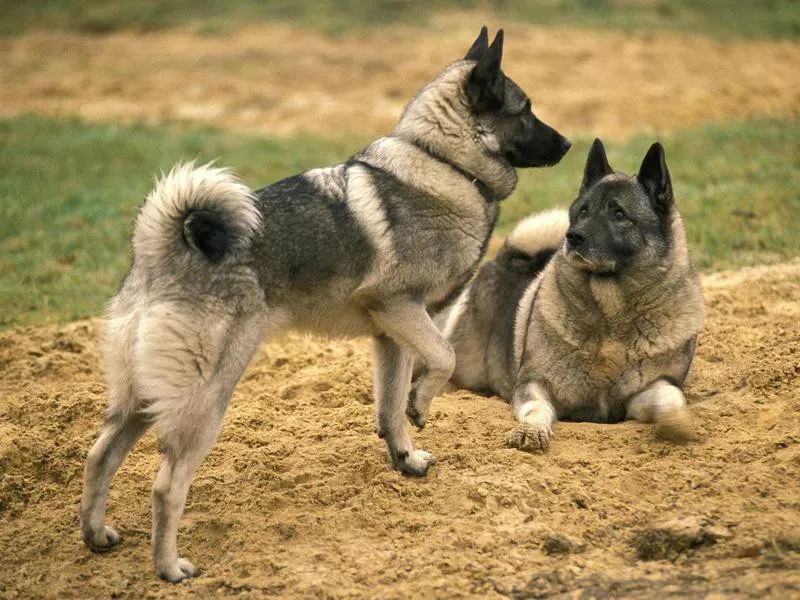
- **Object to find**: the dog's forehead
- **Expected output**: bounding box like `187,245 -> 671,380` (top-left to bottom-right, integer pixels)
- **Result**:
577,174 -> 659,219
587,174 -> 641,203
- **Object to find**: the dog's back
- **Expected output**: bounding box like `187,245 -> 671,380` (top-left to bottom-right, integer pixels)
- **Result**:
442,210 -> 569,399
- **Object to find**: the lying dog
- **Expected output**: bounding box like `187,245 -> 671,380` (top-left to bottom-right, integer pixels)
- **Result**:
79,27 -> 571,582
436,139 -> 704,450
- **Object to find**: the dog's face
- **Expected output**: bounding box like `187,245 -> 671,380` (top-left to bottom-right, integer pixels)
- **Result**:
464,27 -> 571,168
564,139 -> 674,275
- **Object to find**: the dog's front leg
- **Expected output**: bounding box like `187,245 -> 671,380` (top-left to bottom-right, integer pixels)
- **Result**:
370,300 -> 455,430
372,334 -> 437,476
626,379 -> 695,441
506,381 -> 556,452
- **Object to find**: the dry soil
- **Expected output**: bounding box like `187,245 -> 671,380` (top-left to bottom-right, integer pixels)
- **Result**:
1,261 -> 798,599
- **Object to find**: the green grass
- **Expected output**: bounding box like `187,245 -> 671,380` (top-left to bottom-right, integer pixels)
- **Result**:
508,120 -> 800,271
0,0 -> 797,39
1,115 -> 798,329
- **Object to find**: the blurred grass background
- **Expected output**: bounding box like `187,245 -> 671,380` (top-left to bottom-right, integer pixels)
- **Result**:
1,0 -> 798,39
0,1 -> 798,329
1,116 -> 797,328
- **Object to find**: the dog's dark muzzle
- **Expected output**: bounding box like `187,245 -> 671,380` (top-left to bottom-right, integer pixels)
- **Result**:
509,119 -> 572,168
565,228 -> 585,251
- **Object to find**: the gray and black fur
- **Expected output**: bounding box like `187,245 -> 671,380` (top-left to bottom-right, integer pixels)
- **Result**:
80,27 -> 571,583
436,139 -> 704,452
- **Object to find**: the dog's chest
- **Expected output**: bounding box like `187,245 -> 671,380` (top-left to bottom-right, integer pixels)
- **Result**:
426,202 -> 498,312
546,318 -> 670,422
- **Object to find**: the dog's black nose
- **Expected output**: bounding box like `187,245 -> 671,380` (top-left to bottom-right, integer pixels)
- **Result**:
566,229 -> 584,247
560,138 -> 572,154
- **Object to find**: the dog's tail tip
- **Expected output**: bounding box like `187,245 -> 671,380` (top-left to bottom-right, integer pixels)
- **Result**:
133,161 -> 259,268
505,208 -> 569,257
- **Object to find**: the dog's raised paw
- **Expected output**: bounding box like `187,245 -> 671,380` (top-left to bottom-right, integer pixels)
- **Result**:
506,423 -> 552,452
158,558 -> 201,584
405,403 -> 427,430
406,387 -> 428,429
83,525 -> 122,553
393,449 -> 437,477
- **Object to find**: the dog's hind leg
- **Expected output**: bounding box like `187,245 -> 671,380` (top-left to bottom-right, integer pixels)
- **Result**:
81,411 -> 151,551
370,300 -> 455,431
81,309 -> 152,552
141,308 -> 266,583
372,334 -> 436,476
151,414 -> 224,583
627,379 -> 695,441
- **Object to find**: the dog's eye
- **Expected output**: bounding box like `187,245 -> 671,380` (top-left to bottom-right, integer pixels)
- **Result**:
579,206 -> 588,215
614,208 -> 626,220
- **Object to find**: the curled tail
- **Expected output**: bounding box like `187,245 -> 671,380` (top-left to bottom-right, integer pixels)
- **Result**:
132,162 -> 259,272
497,208 -> 569,274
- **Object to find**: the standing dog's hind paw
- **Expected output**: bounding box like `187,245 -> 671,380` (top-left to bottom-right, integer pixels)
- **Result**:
157,557 -> 201,583
391,448 -> 437,477
83,525 -> 122,553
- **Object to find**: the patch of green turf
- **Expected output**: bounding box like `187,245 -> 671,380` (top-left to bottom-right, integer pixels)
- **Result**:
0,117 -> 356,329
0,115 -> 797,329
0,0 -> 797,40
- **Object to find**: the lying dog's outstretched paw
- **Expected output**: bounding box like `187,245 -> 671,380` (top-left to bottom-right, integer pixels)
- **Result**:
406,387 -> 428,429
158,558 -> 201,584
506,423 -> 553,452
83,525 -> 122,553
391,448 -> 437,477
655,409 -> 696,442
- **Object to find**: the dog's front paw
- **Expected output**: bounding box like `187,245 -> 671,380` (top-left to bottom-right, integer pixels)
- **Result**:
390,448 -> 437,477
506,423 -> 553,452
655,408 -> 696,442
83,525 -> 122,553
157,557 -> 201,584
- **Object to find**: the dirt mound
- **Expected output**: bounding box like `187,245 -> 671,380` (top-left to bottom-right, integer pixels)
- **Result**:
1,16 -> 799,140
1,261 -> 799,598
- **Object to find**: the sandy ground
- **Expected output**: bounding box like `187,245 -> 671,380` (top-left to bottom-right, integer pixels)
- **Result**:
0,260 -> 798,598
1,16 -> 799,140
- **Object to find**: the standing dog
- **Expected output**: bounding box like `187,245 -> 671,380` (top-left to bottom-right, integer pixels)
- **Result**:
80,27 -> 571,582
436,139 -> 704,450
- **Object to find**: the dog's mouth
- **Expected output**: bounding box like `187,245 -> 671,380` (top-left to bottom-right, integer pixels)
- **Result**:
505,154 -> 567,169
564,247 -> 617,275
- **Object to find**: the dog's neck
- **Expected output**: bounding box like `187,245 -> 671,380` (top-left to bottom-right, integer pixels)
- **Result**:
416,145 -> 495,203
391,61 -> 518,201
355,137 -> 495,224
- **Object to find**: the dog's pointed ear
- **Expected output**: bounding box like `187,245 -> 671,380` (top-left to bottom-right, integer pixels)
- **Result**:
637,142 -> 673,214
581,138 -> 613,191
464,26 -> 489,61
465,29 -> 505,111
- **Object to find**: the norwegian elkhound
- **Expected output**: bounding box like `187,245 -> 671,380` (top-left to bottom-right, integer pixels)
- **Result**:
435,139 -> 704,451
80,27 -> 571,582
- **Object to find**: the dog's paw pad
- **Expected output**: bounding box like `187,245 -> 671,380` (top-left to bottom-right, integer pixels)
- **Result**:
395,449 -> 437,477
506,423 -> 552,452
84,525 -> 122,553
655,409 -> 696,442
158,558 -> 201,583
